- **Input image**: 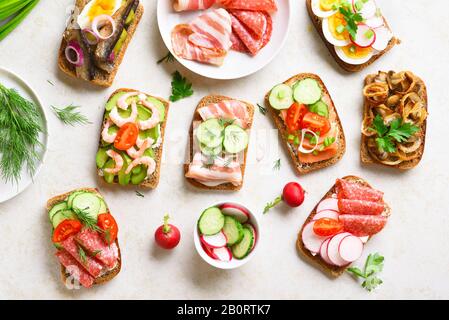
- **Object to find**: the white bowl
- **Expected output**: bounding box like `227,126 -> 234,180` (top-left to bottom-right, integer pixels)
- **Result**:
157,0 -> 291,80
194,202 -> 260,269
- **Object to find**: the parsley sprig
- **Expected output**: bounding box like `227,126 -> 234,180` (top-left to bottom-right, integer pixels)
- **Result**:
371,115 -> 419,153
338,4 -> 363,39
347,253 -> 384,291
170,71 -> 194,102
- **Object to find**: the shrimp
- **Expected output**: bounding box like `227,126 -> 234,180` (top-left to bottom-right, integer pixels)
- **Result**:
101,119 -> 117,144
125,156 -> 156,176
109,101 -> 138,127
117,92 -> 142,110
137,100 -> 160,130
136,135 -> 154,149
126,138 -> 153,159
104,150 -> 123,174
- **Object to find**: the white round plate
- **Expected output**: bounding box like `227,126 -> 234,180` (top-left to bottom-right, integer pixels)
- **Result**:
157,0 -> 291,79
0,67 -> 49,203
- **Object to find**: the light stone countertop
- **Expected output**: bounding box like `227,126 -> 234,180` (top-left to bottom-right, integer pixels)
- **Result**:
0,0 -> 448,299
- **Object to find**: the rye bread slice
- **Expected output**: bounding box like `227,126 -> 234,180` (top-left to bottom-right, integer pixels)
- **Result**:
97,88 -> 170,189
58,2 -> 144,87
360,72 -> 428,170
184,95 -> 255,191
305,0 -> 399,73
296,176 -> 391,278
265,73 -> 346,174
46,188 -> 121,287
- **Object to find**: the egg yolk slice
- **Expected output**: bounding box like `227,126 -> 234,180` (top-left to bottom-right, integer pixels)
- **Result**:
328,13 -> 349,41
88,0 -> 116,21
320,0 -> 339,11
341,45 -> 373,59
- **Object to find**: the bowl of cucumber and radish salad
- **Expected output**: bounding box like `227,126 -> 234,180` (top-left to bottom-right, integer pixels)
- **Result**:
194,202 -> 259,269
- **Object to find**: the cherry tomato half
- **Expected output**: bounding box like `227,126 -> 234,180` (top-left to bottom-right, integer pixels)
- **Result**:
301,112 -> 331,135
313,218 -> 343,237
286,103 -> 308,132
114,122 -> 138,150
98,213 -> 119,244
52,219 -> 82,243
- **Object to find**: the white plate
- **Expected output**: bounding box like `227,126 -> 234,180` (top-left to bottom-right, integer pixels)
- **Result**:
157,0 -> 291,79
0,67 -> 49,203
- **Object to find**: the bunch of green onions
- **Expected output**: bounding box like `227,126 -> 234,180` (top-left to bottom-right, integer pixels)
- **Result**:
0,0 -> 40,41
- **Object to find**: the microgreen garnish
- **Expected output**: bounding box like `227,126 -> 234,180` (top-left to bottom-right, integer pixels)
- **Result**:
347,253 -> 384,292
273,159 -> 281,171
51,104 -> 90,126
324,136 -> 336,147
257,103 -> 267,115
170,71 -> 194,102
263,196 -> 282,214
157,51 -> 175,64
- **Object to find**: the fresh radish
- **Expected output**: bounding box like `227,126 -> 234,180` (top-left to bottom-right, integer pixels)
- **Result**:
244,223 -> 257,250
154,214 -> 181,250
220,203 -> 250,223
338,235 -> 364,262
302,221 -> 329,254
326,232 -> 352,267
371,26 -> 393,51
351,24 -> 376,48
353,0 -> 377,19
200,231 -> 227,248
365,16 -> 384,29
359,236 -> 369,243
264,182 -> 305,213
202,242 -> 218,259
313,209 -> 339,221
319,238 -> 333,265
316,198 -> 339,213
212,247 -> 232,262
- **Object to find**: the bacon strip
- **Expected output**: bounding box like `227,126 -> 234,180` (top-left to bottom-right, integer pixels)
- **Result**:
197,100 -> 250,128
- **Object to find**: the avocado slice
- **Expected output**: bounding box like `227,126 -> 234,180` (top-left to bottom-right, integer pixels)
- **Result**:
103,159 -> 116,184
96,148 -> 109,168
106,92 -> 126,111
147,97 -> 165,122
118,152 -> 132,186
131,168 -> 147,185
137,104 -> 152,121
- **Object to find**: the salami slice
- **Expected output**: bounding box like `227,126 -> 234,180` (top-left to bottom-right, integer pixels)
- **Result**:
261,11 -> 273,47
336,179 -> 383,202
230,15 -> 264,55
219,0 -> 278,13
339,215 -> 387,237
55,250 -> 94,288
61,236 -> 104,278
75,229 -> 119,269
173,0 -> 216,12
230,31 -> 248,52
230,10 -> 267,40
338,199 -> 384,215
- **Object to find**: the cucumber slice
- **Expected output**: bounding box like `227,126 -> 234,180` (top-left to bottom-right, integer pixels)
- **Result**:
309,100 -> 329,118
222,216 -> 244,246
223,125 -> 248,154
293,78 -> 322,105
96,148 -> 109,168
106,92 -> 126,111
147,97 -> 165,122
98,198 -> 108,214
196,119 -> 224,148
48,202 -> 68,222
269,84 -> 294,110
51,210 -> 76,229
198,207 -> 225,236
231,227 -> 254,259
71,192 -> 101,221
200,143 -> 222,157
67,191 -> 86,209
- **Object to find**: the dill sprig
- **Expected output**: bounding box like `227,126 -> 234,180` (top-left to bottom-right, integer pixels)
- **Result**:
135,190 -> 144,197
0,83 -> 44,183
51,104 -> 90,126
157,51 -> 175,64
257,103 -> 267,115
73,207 -> 101,232
78,245 -> 87,265
273,159 -> 281,171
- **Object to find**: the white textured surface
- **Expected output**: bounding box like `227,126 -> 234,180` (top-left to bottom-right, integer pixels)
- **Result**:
0,0 -> 448,299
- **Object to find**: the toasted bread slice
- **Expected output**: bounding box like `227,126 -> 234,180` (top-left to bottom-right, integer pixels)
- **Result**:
184,95 -> 255,191
296,176 -> 391,277
265,73 -> 346,174
361,72 -> 428,170
58,1 -> 144,87
46,188 -> 121,287
306,0 -> 399,73
97,88 -> 170,189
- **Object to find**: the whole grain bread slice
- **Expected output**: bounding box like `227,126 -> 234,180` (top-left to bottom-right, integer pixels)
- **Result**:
360,72 -> 428,170
46,188 -> 121,287
97,88 -> 170,189
306,0 -> 399,73
265,73 -> 346,174
58,1 -> 144,87
296,176 -> 391,278
184,95 -> 255,191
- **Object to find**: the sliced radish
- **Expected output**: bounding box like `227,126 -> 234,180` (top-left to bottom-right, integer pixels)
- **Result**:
371,26 -> 393,51
302,222 -> 330,254
319,238 -> 333,265
316,198 -> 339,213
202,243 -> 218,260
353,0 -> 377,19
200,231 -> 227,248
313,209 -> 339,221
220,203 -> 250,223
244,223 -> 257,250
327,232 -> 352,267
212,247 -> 232,262
365,16 -> 384,29
351,24 -> 376,48
338,235 -> 364,262
359,236 -> 369,243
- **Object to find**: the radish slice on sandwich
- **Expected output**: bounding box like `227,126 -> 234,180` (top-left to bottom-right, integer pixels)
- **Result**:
353,0 -> 377,19
371,26 -> 393,51
338,235 -> 364,262
313,210 -> 339,221
316,198 -> 339,213
201,231 -> 227,248
365,16 -> 384,29
220,203 -> 250,223
319,238 -> 334,265
326,232 -> 352,266
302,221 -> 330,254
212,247 -> 232,262
351,24 -> 376,48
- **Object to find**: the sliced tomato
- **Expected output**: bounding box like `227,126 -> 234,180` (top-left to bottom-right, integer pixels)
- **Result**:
313,218 -> 343,237
52,219 -> 82,243
114,122 -> 138,150
301,112 -> 331,134
98,213 -> 119,244
286,103 -> 308,132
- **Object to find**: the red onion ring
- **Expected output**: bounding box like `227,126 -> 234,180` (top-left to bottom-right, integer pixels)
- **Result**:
91,14 -> 116,40
65,40 -> 84,67
82,28 -> 99,45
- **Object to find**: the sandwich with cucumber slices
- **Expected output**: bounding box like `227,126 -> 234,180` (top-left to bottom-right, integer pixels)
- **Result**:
266,73 -> 346,174
96,88 -> 169,188
47,188 -> 121,288
185,95 -> 254,191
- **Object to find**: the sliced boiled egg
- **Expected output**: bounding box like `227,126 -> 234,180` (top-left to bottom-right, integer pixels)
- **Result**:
335,44 -> 373,65
78,0 -> 122,30
311,0 -> 339,18
322,13 -> 350,46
